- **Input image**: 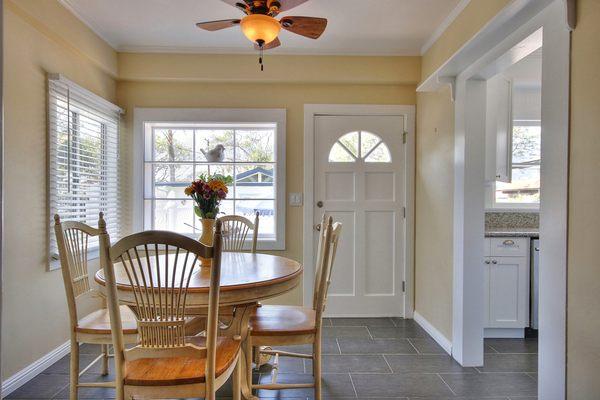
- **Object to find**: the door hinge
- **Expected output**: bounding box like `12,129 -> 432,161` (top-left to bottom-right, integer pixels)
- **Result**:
402,207 -> 406,218
402,281 -> 406,292
402,131 -> 407,144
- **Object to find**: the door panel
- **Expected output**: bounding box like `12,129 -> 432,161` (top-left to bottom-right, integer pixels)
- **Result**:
314,115 -> 405,316
327,210 -> 356,296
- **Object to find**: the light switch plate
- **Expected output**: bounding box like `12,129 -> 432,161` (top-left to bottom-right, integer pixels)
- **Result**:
289,193 -> 303,207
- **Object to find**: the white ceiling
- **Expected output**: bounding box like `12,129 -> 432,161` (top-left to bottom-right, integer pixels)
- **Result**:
60,0 -> 463,55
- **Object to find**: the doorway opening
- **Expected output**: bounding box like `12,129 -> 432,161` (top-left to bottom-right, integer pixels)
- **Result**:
430,1 -> 570,398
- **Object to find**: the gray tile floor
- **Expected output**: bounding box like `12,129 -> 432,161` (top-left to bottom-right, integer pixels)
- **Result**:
6,318 -> 538,399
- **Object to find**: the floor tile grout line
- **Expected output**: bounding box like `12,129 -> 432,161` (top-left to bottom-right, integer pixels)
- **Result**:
347,372 -> 359,398
381,354 -> 394,373
436,372 -> 458,396
406,338 -> 421,354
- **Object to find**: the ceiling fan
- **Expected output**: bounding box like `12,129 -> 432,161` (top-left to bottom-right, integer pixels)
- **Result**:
196,0 -> 327,70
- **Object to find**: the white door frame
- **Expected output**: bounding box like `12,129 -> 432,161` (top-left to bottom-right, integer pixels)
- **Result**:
418,0 -> 570,397
303,104 -> 415,318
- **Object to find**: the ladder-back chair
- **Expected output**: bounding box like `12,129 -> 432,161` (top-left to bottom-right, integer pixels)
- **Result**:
99,218 -> 242,400
54,213 -> 139,400
247,215 -> 342,400
219,212 -> 259,252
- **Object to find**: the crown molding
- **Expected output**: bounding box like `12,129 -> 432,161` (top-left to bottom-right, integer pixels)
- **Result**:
420,0 -> 471,55
57,0 -> 120,49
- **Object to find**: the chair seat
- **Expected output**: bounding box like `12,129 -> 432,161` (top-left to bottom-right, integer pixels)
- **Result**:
124,336 -> 240,386
250,305 -> 317,336
76,305 -> 138,335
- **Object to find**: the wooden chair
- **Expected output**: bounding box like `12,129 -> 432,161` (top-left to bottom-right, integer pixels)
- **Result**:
247,215 -> 342,400
219,212 -> 259,252
54,214 -> 139,400
99,217 -> 242,400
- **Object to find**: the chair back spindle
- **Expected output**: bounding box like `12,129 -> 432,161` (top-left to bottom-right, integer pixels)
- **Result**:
54,214 -> 103,325
219,212 -> 259,252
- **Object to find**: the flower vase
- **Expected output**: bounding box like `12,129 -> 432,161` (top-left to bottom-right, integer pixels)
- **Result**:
199,218 -> 215,267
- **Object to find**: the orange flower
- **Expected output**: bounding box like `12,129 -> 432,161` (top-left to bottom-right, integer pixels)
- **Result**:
184,185 -> 194,196
208,180 -> 228,193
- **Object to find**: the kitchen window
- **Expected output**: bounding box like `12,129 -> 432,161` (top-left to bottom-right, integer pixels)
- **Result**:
488,120 -> 541,209
135,109 -> 286,250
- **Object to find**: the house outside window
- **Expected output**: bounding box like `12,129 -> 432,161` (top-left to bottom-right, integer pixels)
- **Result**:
135,109 -> 286,250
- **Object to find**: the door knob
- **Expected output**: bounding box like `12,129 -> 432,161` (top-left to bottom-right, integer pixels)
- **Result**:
317,201 -> 323,208
315,224 -> 321,231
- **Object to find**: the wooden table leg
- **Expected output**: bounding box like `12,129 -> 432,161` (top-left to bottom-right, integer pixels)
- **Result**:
220,303 -> 258,400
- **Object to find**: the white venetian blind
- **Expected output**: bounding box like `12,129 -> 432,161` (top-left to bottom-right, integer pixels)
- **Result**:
48,74 -> 123,267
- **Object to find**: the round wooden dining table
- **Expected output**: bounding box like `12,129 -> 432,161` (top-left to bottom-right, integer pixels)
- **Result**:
95,251 -> 303,400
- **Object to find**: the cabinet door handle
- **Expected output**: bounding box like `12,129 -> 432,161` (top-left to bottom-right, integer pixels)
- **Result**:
491,260 -> 498,264
484,260 -> 491,264
503,239 -> 515,246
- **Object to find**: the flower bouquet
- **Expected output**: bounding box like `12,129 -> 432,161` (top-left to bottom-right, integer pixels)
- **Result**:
185,173 -> 233,265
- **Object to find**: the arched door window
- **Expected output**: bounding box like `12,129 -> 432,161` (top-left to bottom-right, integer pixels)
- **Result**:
328,131 -> 392,163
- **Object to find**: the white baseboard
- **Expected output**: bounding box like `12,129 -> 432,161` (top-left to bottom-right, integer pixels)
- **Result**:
484,328 -> 525,338
1,340 -> 71,398
413,311 -> 452,355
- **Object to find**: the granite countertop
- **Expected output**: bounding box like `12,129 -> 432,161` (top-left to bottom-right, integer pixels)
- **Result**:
485,228 -> 539,238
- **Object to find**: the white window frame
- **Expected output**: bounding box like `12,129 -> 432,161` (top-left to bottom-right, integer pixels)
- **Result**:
47,74 -> 123,269
133,108 -> 286,250
486,119 -> 541,211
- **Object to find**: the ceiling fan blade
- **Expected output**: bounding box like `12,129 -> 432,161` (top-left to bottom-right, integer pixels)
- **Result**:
255,37 -> 281,50
280,16 -> 327,39
196,19 -> 241,31
275,0 -> 309,12
221,0 -> 250,13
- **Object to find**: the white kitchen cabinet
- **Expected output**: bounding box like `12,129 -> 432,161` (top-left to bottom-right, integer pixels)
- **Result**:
483,237 -> 530,337
485,75 -> 513,183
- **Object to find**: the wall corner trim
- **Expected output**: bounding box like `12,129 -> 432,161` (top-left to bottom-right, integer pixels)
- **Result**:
1,340 -> 71,397
413,311 -> 452,355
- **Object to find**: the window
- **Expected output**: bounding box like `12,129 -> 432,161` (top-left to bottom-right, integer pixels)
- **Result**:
328,131 -> 391,163
136,109 -> 286,250
48,74 -> 122,269
494,121 -> 541,207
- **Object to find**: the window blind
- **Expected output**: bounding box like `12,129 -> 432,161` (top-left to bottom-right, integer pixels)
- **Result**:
48,74 -> 123,268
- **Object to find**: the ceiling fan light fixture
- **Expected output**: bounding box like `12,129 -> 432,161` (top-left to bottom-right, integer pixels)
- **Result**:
240,14 -> 281,45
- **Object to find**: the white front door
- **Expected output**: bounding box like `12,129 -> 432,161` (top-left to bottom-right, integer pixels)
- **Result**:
314,115 -> 405,316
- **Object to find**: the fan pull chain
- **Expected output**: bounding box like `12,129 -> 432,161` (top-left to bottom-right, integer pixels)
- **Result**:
259,45 -> 264,71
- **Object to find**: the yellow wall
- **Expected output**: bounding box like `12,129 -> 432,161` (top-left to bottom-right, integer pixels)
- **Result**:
116,79 -> 417,304
567,0 -> 600,396
412,0 -> 513,341
2,0 -> 117,380
119,52 -> 421,85
414,88 -> 454,339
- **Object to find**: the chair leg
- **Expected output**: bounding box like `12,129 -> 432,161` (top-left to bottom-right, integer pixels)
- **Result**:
314,337 -> 322,400
69,339 -> 79,400
233,354 -> 242,400
244,335 -> 253,396
101,344 -> 109,376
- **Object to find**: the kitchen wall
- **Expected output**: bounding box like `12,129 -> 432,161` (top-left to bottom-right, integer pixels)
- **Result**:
414,87 -> 454,340
116,68 -> 419,304
416,0 -> 600,396
2,0 -> 117,380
